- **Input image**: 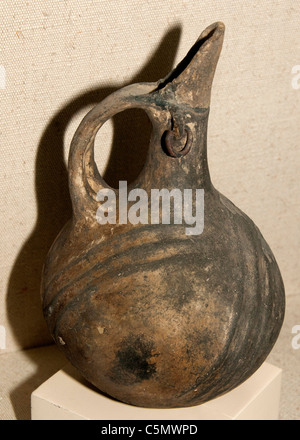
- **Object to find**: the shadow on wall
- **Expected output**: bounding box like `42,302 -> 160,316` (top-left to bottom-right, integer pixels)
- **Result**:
6,24 -> 182,419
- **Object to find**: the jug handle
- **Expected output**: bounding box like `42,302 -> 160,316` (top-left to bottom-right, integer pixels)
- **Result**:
68,83 -> 159,222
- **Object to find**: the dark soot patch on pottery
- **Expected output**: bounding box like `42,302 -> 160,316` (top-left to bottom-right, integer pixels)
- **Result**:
110,334 -> 157,385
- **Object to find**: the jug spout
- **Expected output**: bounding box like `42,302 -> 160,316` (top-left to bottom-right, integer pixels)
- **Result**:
158,22 -> 225,110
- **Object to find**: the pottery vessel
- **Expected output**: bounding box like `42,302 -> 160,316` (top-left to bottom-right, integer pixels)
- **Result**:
41,22 -> 285,408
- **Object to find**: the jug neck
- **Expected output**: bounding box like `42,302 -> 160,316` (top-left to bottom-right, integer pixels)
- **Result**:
134,106 -> 212,192
129,21 -> 225,193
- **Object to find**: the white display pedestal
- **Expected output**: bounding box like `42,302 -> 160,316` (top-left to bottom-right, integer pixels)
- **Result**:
31,362 -> 282,420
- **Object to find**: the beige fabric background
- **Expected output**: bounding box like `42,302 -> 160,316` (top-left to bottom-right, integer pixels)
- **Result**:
0,0 -> 299,354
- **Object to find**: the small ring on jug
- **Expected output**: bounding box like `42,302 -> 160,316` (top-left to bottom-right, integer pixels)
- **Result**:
164,126 -> 192,158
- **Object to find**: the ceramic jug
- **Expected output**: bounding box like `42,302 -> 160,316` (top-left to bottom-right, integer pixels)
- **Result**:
41,22 -> 285,408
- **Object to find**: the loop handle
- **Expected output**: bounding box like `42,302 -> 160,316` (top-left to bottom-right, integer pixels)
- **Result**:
68,83 -> 158,221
